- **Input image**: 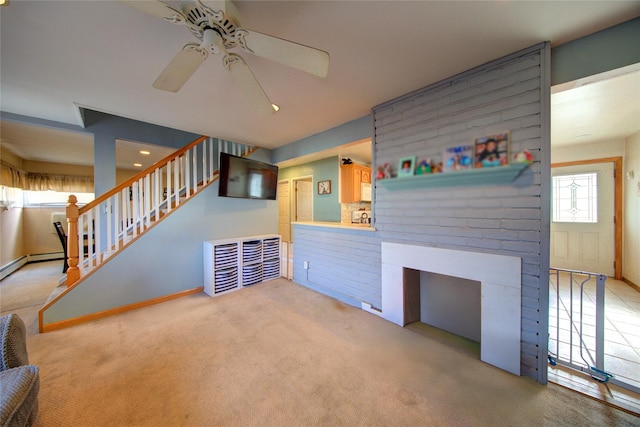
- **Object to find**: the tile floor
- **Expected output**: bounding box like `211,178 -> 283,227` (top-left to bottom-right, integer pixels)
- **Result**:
548,270 -> 640,413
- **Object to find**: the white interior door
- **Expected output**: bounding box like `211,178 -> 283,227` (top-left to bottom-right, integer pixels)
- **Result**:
550,162 -> 615,276
295,179 -> 313,222
277,180 -> 291,242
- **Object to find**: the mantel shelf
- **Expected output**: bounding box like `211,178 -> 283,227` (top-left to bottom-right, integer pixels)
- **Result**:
378,163 -> 530,191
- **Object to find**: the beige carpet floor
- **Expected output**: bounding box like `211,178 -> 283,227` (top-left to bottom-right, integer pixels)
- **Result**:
1,261 -> 639,426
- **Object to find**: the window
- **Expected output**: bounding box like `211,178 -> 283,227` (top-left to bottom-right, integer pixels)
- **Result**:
23,190 -> 94,207
0,186 -> 24,209
552,173 -> 597,223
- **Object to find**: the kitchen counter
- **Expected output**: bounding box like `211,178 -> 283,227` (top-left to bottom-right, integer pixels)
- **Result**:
292,221 -> 377,231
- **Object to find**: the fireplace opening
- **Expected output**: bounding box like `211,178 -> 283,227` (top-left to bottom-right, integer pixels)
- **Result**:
403,268 -> 481,356
378,243 -> 521,375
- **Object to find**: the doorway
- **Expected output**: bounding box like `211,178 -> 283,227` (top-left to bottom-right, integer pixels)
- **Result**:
277,176 -> 314,241
277,176 -> 313,281
550,159 -> 620,277
294,177 -> 313,222
277,180 -> 291,243
547,63 -> 639,406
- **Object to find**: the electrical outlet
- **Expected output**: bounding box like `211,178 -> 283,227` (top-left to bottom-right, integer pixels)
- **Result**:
303,261 -> 309,270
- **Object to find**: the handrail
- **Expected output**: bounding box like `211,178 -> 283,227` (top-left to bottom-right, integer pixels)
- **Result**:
64,136 -> 254,286
79,135 -> 208,215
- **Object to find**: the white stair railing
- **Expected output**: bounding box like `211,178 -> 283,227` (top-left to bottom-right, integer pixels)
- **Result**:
64,137 -> 254,285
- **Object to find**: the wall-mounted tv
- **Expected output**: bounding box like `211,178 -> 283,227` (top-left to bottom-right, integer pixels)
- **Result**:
218,152 -> 278,200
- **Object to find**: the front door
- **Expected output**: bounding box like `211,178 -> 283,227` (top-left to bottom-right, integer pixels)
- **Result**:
550,162 -> 615,276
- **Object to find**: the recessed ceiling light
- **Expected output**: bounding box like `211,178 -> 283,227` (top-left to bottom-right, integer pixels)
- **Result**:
0,0 -> 10,6
140,150 -> 151,155
133,163 -> 143,167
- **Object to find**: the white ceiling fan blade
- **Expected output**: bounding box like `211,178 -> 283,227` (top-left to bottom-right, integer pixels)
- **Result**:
224,53 -> 276,116
237,29 -> 329,78
153,45 -> 208,92
117,0 -> 187,23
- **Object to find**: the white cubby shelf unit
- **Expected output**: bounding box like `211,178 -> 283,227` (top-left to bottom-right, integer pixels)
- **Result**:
203,234 -> 281,296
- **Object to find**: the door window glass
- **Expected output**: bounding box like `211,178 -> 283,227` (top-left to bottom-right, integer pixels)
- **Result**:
552,173 -> 597,223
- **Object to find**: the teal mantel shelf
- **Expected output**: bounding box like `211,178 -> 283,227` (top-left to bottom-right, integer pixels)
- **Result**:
378,163 -> 530,191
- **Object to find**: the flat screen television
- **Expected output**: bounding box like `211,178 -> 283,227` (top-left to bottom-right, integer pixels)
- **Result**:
218,152 -> 278,200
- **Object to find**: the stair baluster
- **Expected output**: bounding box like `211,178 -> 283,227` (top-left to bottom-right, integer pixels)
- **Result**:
63,137 -> 255,286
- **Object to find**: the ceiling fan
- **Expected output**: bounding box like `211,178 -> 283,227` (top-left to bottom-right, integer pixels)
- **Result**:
119,0 -> 330,115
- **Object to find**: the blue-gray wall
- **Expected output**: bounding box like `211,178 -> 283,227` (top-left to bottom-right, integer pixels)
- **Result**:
551,17 -> 640,85
82,109 -> 201,196
43,172 -> 278,323
272,116 -> 372,164
293,225 -> 381,307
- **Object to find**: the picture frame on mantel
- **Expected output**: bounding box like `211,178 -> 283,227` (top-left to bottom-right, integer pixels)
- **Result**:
442,145 -> 473,172
318,180 -> 332,195
474,131 -> 510,168
397,156 -> 416,178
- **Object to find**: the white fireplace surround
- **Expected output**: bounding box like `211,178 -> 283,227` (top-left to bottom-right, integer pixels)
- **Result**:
365,242 -> 521,375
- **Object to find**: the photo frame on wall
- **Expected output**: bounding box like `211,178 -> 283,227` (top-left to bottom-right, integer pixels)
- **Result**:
397,156 -> 416,177
474,132 -> 510,168
442,145 -> 473,172
318,180 -> 332,195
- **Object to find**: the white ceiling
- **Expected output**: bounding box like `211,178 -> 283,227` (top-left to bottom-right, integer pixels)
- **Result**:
551,64 -> 640,148
0,120 -> 177,170
1,1 -> 639,169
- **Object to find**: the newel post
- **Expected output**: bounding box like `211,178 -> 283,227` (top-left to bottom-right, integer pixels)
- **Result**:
66,195 -> 80,286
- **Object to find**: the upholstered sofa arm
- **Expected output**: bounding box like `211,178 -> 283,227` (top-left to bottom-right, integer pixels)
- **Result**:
0,314 -> 38,426
0,314 -> 29,372
0,365 -> 40,427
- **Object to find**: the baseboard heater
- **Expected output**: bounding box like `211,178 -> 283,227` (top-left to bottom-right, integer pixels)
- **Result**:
0,253 -> 64,280
0,256 -> 28,280
28,252 -> 64,262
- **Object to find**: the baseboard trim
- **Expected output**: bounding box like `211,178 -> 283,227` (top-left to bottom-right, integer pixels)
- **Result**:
40,286 -> 205,333
622,277 -> 639,293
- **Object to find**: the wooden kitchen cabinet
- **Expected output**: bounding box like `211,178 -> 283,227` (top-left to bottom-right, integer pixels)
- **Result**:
340,164 -> 372,203
361,168 -> 371,183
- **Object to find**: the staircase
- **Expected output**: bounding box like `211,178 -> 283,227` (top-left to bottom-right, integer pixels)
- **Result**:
39,136 -> 255,331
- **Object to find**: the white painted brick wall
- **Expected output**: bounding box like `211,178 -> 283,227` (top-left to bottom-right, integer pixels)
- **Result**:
373,48 -> 546,380
293,226 -> 382,308
291,45 -> 548,382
